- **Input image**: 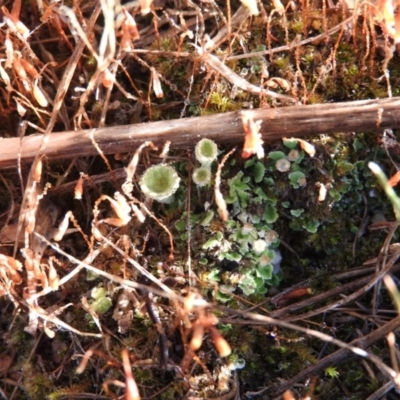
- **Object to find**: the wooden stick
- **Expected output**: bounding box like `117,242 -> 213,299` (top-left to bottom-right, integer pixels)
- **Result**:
2,97 -> 400,169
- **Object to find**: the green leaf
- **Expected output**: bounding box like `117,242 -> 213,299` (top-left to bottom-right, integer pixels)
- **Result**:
237,190 -> 250,207
264,177 -> 275,185
245,159 -> 256,168
256,264 -> 273,279
288,171 -> 306,188
302,219 -> 320,233
207,269 -> 220,282
238,240 -> 250,253
231,181 -> 248,191
329,189 -> 341,201
202,233 -> 223,249
257,286 -> 268,294
350,226 -> 359,234
239,275 -> 257,296
338,161 -> 355,173
263,205 -> 278,223
228,171 -> 249,191
354,160 -> 365,170
283,140 -> 298,150
268,273 -> 282,286
202,240 -> 218,250
175,219 -> 186,232
218,323 -> 233,333
215,290 -> 232,302
91,287 -> 107,300
250,214 -> 261,224
290,162 -> 303,172
200,210 -> 214,226
281,201 -> 290,208
253,186 -> 269,201
268,151 -> 286,160
290,208 -> 304,217
91,297 -> 112,314
352,138 -> 364,152
254,162 -> 266,183
225,194 -> 238,204
224,252 -> 242,262
86,270 -> 99,281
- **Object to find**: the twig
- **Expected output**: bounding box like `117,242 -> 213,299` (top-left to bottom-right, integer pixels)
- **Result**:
138,288 -> 169,368
284,246 -> 400,322
270,273 -> 374,318
365,379 -> 396,400
199,50 -> 297,104
2,97 -> 400,169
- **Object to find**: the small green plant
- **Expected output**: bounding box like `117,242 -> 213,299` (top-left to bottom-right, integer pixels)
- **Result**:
288,171 -> 306,188
209,92 -> 235,112
325,366 -> 340,378
199,161 -> 283,296
90,286 -> 112,314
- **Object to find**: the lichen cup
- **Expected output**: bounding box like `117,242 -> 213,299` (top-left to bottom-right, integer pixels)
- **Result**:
192,166 -> 212,187
139,164 -> 180,203
195,138 -> 218,166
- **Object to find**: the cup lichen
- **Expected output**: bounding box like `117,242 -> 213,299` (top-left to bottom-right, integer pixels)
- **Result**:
139,164 -> 180,202
192,166 -> 212,186
195,138 -> 218,166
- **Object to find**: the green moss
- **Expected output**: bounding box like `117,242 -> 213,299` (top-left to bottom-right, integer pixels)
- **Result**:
289,18 -> 304,34
274,56 -> 291,70
21,362 -> 54,400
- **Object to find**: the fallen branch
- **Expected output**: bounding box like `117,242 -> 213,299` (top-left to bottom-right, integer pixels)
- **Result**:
1,97 -> 400,169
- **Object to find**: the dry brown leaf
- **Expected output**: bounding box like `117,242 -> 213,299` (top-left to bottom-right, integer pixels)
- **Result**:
242,116 -> 264,159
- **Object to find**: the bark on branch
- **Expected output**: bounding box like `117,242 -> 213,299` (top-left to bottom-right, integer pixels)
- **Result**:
2,97 -> 400,169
